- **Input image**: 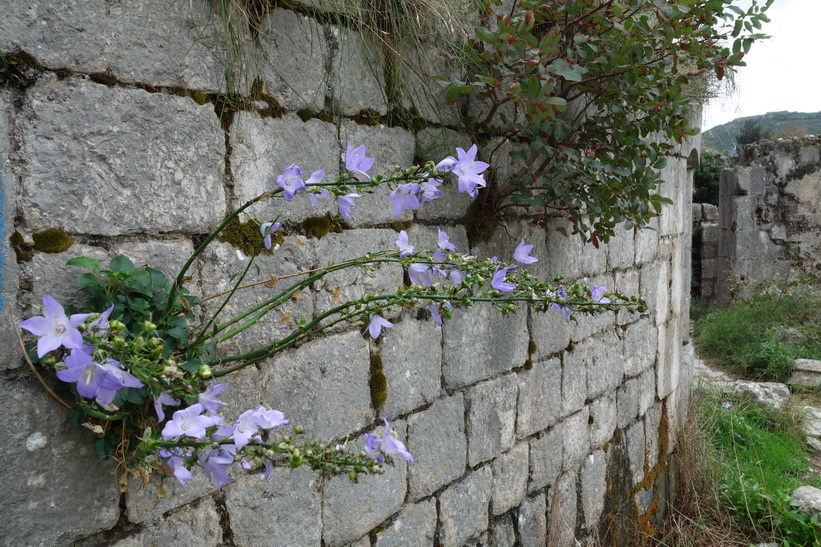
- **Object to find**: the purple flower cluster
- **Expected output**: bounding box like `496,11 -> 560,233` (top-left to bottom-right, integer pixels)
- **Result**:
551,285 -> 611,323
364,418 -> 414,463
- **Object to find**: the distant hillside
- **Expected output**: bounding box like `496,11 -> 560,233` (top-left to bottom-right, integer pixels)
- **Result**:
702,111 -> 821,154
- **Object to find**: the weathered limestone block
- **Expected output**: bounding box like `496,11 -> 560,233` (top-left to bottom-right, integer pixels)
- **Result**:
472,223 -> 549,279
467,374 -> 518,466
518,493 -> 547,546
516,358 -> 561,439
2,0 -> 230,91
589,393 -> 617,450
715,379 -> 791,412
398,48 -> 462,127
0,91 -> 19,371
644,402 -> 662,470
626,420 -> 646,486
586,329 -> 624,400
257,9 -> 330,111
197,238 -> 315,355
581,450 -> 607,529
442,304 -> 528,389
635,216 -> 660,265
561,339 -> 590,416
561,407 -> 591,471
530,306 -> 572,359
491,443 -> 529,515
322,422 -> 408,547
313,229 -> 404,316
437,466 -> 493,547
114,497 -> 223,546
339,121 -> 417,227
332,27 -> 388,116
789,359 -> 821,387
374,499 -> 437,546
616,377 -> 639,430
792,485 -> 821,516
414,129 -> 475,221
529,425 -> 562,493
20,76 -> 226,235
127,464 -> 216,525
638,366 -> 657,415
378,315 -> 442,419
544,219 -> 607,280
407,394 -> 466,501
615,269 -> 641,326
230,113 -> 339,222
0,378 -> 120,545
491,516 -> 516,547
656,320 -> 681,399
607,227 -> 636,270
261,330 -> 372,440
623,319 -> 657,377
549,469 -> 578,546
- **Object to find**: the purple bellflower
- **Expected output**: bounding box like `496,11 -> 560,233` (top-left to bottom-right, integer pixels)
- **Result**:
233,409 -> 262,450
252,405 -> 288,429
409,263 -> 433,286
419,178 -> 443,204
87,304 -> 115,335
96,359 -> 144,403
199,447 -> 234,490
154,392 -> 181,422
364,418 -> 413,463
437,145 -> 488,197
198,381 -> 228,413
437,227 -> 457,252
591,285 -> 611,304
56,349 -> 126,404
386,183 -> 421,218
305,170 -> 328,207
491,266 -> 516,293
550,287 -> 572,323
368,315 -> 394,339
429,301 -> 453,326
513,238 -> 538,265
337,193 -> 360,219
260,221 -> 282,251
395,230 -> 414,257
18,295 -> 90,358
161,403 -> 223,440
166,455 -> 193,486
276,165 -> 307,199
345,143 -> 375,180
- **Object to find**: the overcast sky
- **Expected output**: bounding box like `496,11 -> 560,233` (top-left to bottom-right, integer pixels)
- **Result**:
701,0 -> 821,130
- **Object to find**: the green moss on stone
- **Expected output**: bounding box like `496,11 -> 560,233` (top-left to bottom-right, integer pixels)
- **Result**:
32,229 -> 73,253
523,359 -> 533,370
190,91 -> 210,105
301,215 -> 343,239
390,220 -> 412,232
528,339 -> 538,355
173,86 -> 188,97
296,108 -> 316,122
463,198 -> 500,246
88,72 -> 118,87
352,108 -> 385,126
369,354 -> 388,409
9,231 -> 32,262
218,217 -> 281,256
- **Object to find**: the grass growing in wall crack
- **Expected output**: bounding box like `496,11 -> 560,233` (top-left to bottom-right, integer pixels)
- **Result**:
660,388 -> 821,546
694,281 -> 821,381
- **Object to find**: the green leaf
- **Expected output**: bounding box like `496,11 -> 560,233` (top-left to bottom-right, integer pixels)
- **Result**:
77,272 -> 101,289
67,256 -> 102,271
109,255 -> 135,272
66,407 -> 85,428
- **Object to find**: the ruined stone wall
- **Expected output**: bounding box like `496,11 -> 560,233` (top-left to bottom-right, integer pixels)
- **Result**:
691,203 -> 719,300
0,1 -> 695,544
716,137 -> 821,303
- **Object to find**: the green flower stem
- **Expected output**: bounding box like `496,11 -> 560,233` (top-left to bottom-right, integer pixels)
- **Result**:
75,397 -> 128,422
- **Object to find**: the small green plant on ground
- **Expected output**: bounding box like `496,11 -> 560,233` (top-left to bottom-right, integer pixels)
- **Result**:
694,281 -> 821,381
660,388 -> 821,546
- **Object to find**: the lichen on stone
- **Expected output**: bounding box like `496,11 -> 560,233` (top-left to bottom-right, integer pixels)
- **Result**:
32,228 -> 73,254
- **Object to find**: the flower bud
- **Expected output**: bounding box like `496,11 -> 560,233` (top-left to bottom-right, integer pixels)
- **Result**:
143,321 -> 157,332
133,336 -> 145,349
199,364 -> 212,379
110,320 -> 126,332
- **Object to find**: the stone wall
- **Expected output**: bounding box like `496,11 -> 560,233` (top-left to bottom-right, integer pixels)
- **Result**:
0,1 -> 695,545
691,203 -> 719,300
716,136 -> 821,303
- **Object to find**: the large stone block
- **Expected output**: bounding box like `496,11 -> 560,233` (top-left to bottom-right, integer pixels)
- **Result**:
467,374 -> 518,466
491,443 -> 529,515
1,0 -> 229,92
322,422 -> 408,547
398,48 -> 462,127
580,450 -> 607,529
339,121 -> 417,227
25,244 -> 109,311
607,226 -> 636,270
530,306 -> 572,359
230,113 -> 339,222
196,238 -> 315,356
635,217 -> 660,265
332,27 -> 388,116
407,394 -> 466,500
442,304 -> 528,389
516,358 -> 561,439
548,469 -> 578,546
260,330 -> 372,440
616,377 -> 639,430
437,466 -> 493,547
374,499 -> 437,546
561,407 -> 590,471
528,425 -> 562,493
518,493 -> 547,547
256,9 -> 330,111
114,497 -> 223,547
472,223 -> 549,280
378,315 -> 442,419
625,420 -> 645,486
614,269 -> 640,326
588,393 -> 617,450
586,329 -> 624,400
561,340 -> 590,416
127,472 -> 215,525
656,320 -> 681,399
20,76 -> 226,235
0,378 -> 120,544
623,319 -> 657,377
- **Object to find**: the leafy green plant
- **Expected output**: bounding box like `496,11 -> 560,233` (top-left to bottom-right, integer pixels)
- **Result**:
693,151 -> 724,206
692,389 -> 821,545
442,0 -> 772,245
735,118 -> 772,147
